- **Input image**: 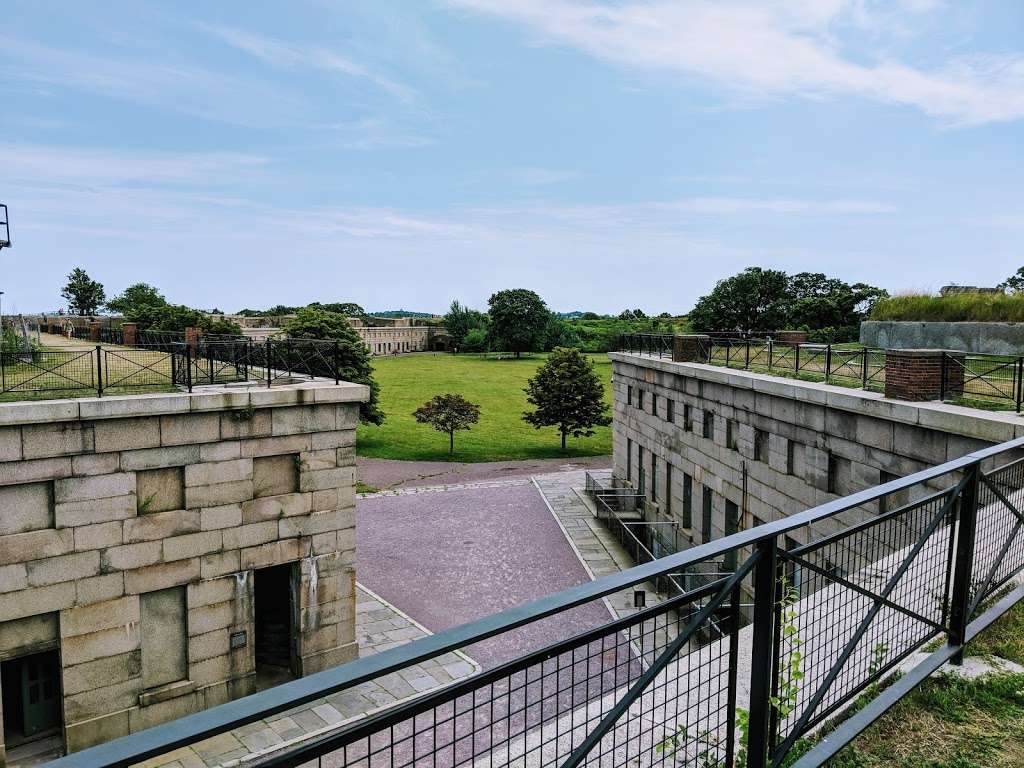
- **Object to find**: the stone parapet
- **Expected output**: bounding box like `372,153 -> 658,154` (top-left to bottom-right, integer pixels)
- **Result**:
884,349 -> 965,402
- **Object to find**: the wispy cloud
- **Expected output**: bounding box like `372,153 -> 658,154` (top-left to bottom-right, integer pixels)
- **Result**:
447,0 -> 1024,125
197,24 -> 418,104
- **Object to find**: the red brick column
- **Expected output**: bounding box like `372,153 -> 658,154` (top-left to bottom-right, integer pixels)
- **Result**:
184,326 -> 202,351
884,349 -> 965,401
122,323 -> 138,347
673,334 -> 711,363
89,321 -> 102,342
775,330 -> 808,344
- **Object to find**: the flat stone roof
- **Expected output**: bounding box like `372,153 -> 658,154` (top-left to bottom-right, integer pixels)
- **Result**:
0,379 -> 369,427
609,351 -> 1024,444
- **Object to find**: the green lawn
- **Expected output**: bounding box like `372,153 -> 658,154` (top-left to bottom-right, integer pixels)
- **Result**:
356,353 -> 613,462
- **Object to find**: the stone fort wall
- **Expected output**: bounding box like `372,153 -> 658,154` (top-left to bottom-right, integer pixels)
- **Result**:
0,380 -> 366,758
608,352 -> 1023,552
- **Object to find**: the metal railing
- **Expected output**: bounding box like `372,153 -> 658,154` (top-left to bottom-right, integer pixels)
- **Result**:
0,339 -> 347,398
620,334 -> 1023,409
51,438 -> 1024,768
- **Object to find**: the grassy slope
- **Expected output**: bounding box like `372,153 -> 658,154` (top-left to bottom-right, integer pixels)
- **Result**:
356,353 -> 613,462
826,600 -> 1024,767
871,293 -> 1024,323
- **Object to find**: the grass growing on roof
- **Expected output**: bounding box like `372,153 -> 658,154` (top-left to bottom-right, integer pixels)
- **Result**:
871,293 -> 1024,323
356,353 -> 612,462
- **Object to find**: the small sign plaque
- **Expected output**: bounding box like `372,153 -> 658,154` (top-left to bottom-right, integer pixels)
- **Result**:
230,631 -> 247,649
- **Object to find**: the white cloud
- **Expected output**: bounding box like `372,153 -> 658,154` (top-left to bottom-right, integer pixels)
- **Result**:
197,25 -> 418,104
446,0 -> 1024,125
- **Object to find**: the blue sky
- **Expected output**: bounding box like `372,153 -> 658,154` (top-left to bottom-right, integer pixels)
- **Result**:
2,1 -> 1023,315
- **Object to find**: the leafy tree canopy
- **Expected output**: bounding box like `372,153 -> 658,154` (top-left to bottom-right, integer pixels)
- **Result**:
106,283 -> 166,316
412,393 -> 481,454
283,307 -> 384,425
688,267 -> 887,342
999,267 -> 1024,294
523,347 -> 611,450
61,268 -> 106,316
487,288 -> 550,358
444,300 -> 489,348
308,302 -> 365,316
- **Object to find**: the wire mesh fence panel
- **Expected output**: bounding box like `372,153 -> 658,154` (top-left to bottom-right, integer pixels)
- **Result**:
103,346 -> 175,390
971,455 -> 1024,612
1,348 -> 97,394
771,488 -> 958,756
947,354 -> 1020,405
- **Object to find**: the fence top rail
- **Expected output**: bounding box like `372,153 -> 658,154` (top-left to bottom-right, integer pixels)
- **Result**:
49,432 -> 1024,768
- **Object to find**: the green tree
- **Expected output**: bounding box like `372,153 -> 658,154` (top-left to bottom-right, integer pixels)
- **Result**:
999,267 -> 1024,294
61,268 -> 106,315
444,300 -> 489,348
523,347 -> 611,450
283,307 -> 384,425
106,282 -> 167,316
487,289 -> 550,358
461,327 -> 488,352
412,393 -> 481,454
309,302 -> 365,316
688,267 -> 790,333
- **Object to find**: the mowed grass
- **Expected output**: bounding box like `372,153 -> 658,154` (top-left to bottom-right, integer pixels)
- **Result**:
356,353 -> 613,462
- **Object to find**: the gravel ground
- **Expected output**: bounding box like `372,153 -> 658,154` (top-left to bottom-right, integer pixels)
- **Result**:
356,482 -> 614,669
357,455 -> 611,491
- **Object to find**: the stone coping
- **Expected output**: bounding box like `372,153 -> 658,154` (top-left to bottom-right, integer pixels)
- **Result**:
0,379 -> 370,427
609,351 -> 1024,444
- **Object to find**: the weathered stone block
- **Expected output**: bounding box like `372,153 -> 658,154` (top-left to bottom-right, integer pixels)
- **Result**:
124,558 -> 200,594
163,531 -> 223,562
160,412 -> 220,446
137,466 -> 185,514
188,602 -> 234,636
239,539 -> 300,570
219,408 -> 272,440
253,454 -> 299,498
0,456 -> 72,486
61,595 -> 140,638
71,453 -> 120,476
271,405 -> 336,436
0,528 -> 74,564
185,479 -> 253,508
0,612 -> 58,656
0,481 -> 54,535
200,504 -> 242,531
62,651 -> 141,696
28,551 -> 100,587
124,510 -> 200,543
200,551 -> 239,580
0,564 -> 28,594
22,422 -> 94,459
65,710 -> 130,753
222,521 -> 278,550
55,493 -> 137,528
241,492 -> 311,524
0,581 -> 75,622
102,541 -> 163,572
299,466 -> 354,493
74,521 -> 124,551
200,441 -> 241,462
76,573 -> 125,606
187,577 -> 235,610
120,445 -> 199,471
240,434 -> 312,459
184,458 -> 252,487
0,426 -> 21,462
93,416 -> 161,453
55,472 -> 135,503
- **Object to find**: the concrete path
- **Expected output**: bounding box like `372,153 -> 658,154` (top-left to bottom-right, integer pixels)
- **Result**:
357,456 -> 611,492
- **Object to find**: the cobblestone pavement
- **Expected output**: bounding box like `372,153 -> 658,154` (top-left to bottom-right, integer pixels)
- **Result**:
139,586 -> 480,768
357,455 -> 611,491
357,482 -> 616,669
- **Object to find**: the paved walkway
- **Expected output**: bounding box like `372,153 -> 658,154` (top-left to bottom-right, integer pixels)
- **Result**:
357,456 -> 612,491
139,586 -> 480,768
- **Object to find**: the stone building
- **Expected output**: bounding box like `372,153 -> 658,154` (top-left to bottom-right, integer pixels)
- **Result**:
0,380 -> 367,762
608,350 -> 1022,562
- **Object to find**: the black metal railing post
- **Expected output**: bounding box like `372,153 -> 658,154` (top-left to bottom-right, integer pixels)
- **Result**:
95,345 -> 103,397
768,338 -> 774,371
185,344 -> 193,393
1016,357 -> 1023,413
208,345 -> 214,384
333,341 -> 340,385
862,348 -> 869,388
725,579 -> 742,767
825,344 -> 832,383
947,462 -> 980,665
795,343 -> 801,375
746,536 -> 778,768
266,339 -> 273,388
745,340 -> 751,369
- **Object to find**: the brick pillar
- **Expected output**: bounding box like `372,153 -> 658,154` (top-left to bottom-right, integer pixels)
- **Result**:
775,330 -> 808,344
884,349 -> 965,401
122,323 -> 138,347
673,334 -> 710,363
89,321 -> 102,342
184,326 -> 202,351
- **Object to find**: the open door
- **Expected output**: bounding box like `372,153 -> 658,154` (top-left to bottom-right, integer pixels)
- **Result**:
2,650 -> 62,752
254,563 -> 298,690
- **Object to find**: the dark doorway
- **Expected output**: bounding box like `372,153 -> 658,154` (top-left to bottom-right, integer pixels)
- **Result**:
254,563 -> 297,690
2,651 -> 62,748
